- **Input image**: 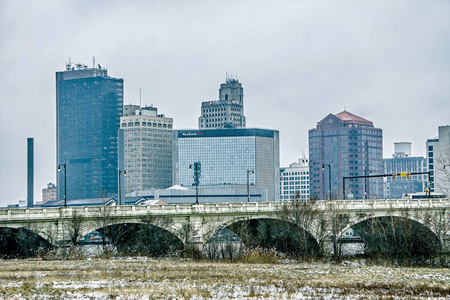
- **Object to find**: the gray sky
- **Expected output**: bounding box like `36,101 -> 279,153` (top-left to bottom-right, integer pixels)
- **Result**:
0,0 -> 449,206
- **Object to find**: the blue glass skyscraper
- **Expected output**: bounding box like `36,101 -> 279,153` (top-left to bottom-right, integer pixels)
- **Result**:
56,62 -> 123,201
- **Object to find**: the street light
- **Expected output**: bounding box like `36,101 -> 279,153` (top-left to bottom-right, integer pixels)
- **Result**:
364,169 -> 372,199
118,170 -> 127,205
247,169 -> 254,202
322,164 -> 331,200
189,162 -> 201,204
58,163 -> 67,207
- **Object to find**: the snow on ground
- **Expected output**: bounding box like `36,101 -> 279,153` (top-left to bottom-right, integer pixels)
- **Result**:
0,258 -> 448,299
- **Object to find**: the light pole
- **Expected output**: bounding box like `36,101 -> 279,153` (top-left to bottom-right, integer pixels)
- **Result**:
118,170 -> 126,205
58,163 -> 67,207
322,164 -> 331,200
364,169 -> 372,199
247,169 -> 254,202
189,162 -> 201,204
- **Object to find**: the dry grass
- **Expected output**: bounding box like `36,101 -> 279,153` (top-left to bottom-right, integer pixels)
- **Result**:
0,258 -> 448,299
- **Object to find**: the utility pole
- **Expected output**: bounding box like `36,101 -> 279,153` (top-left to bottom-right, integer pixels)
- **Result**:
189,162 -> 201,204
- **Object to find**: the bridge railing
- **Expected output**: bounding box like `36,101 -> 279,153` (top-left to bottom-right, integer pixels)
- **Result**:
0,198 -> 448,221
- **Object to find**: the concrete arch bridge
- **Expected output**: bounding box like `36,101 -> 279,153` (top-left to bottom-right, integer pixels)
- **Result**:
0,199 -> 449,255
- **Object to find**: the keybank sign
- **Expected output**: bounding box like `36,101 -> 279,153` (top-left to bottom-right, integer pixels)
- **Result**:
181,132 -> 205,137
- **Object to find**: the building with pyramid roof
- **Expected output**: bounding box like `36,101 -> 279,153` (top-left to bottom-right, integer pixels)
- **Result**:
309,110 -> 383,200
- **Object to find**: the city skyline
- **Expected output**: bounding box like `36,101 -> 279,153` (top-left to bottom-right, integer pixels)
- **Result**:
1,1 -> 449,206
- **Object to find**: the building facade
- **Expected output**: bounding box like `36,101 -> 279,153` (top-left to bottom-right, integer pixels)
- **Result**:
280,156 -> 310,200
56,61 -> 123,201
198,77 -> 246,129
309,111 -> 383,200
174,128 -> 279,201
383,142 -> 427,199
123,104 -> 141,116
42,182 -> 57,203
427,125 -> 450,196
120,106 -> 173,194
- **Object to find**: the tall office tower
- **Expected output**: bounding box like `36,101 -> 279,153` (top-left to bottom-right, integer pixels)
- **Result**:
426,125 -> 450,195
309,111 -> 383,200
56,61 -> 123,201
198,77 -> 246,129
174,128 -> 279,201
280,155 -> 310,200
119,106 -> 173,194
383,142 -> 427,199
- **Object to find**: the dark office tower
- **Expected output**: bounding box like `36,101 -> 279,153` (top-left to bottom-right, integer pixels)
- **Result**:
309,111 -> 383,200
27,138 -> 34,207
56,61 -> 123,201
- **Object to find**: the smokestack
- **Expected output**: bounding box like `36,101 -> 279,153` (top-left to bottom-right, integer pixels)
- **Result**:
27,138 -> 34,207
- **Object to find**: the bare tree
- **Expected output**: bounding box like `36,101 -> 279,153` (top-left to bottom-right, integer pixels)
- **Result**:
277,193 -> 321,258
64,210 -> 86,246
326,200 -> 349,261
177,217 -> 200,258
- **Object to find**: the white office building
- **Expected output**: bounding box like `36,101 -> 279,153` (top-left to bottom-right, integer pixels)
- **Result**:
426,125 -> 450,196
120,106 -> 173,194
280,156 -> 310,200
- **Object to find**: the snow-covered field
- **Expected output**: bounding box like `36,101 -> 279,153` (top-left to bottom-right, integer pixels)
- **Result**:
0,258 -> 448,299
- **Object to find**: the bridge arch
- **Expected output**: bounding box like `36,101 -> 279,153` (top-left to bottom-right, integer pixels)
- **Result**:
344,210 -> 443,241
344,215 -> 441,264
205,216 -> 320,258
82,220 -> 184,256
0,225 -> 53,258
80,219 -> 181,242
0,224 -> 53,245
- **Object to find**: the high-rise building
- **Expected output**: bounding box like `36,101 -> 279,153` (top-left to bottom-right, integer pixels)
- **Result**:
426,125 -> 450,196
383,143 -> 427,199
119,106 -> 173,194
56,61 -> 123,201
309,111 -> 383,200
174,128 -> 279,201
198,77 -> 246,129
280,156 -> 310,200
42,182 -> 57,203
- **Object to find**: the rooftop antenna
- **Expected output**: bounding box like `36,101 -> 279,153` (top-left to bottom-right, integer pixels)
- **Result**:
344,105 -> 346,111
66,57 -> 72,71
93,56 -> 95,68
139,87 -> 142,108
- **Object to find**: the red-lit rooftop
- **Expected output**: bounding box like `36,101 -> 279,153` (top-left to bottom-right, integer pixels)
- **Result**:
335,110 -> 373,125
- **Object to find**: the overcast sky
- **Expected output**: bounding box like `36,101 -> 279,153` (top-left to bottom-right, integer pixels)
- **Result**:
0,0 -> 449,206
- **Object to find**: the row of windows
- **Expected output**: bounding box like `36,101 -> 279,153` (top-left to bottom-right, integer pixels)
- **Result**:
281,171 -> 309,176
281,185 -> 308,190
281,176 -> 308,181
202,106 -> 242,113
122,122 -> 172,128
